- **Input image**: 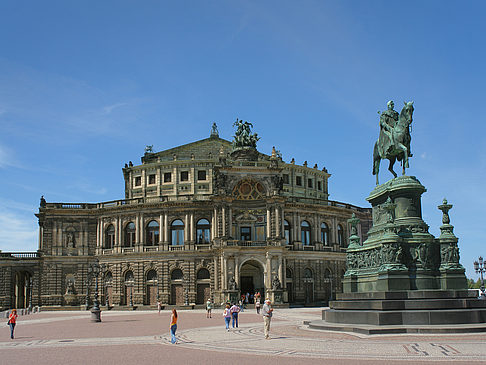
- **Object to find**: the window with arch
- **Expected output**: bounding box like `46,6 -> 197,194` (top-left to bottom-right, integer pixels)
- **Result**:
301,220 -> 311,245
146,269 -> 157,282
105,224 -> 115,249
286,268 -> 293,279
284,220 -> 291,245
337,224 -> 345,247
171,219 -> 184,245
124,270 -> 134,283
196,268 -> 210,280
321,222 -> 330,246
146,220 -> 159,246
324,268 -> 332,279
171,269 -> 183,280
104,271 -> 113,285
304,268 -> 313,279
124,222 -> 136,247
196,218 -> 210,244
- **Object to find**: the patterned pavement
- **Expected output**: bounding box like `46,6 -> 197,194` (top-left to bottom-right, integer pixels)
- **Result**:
1,308 -> 486,364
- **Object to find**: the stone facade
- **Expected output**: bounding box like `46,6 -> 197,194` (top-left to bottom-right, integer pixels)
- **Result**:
0,125 -> 371,310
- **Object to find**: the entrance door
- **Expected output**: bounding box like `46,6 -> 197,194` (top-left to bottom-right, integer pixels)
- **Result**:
124,286 -> 133,305
286,282 -> 293,303
171,284 -> 184,305
147,285 -> 157,305
240,227 -> 251,241
304,281 -> 314,304
196,284 -> 210,304
240,276 -> 254,295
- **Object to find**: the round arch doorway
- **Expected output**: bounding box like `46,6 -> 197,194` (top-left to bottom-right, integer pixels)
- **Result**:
239,260 -> 264,303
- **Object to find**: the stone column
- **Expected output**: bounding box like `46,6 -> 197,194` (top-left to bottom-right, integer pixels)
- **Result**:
275,206 -> 280,238
265,252 -> 272,289
228,207 -> 232,238
190,212 -> 194,243
140,213 -> 144,246
164,213 -> 169,244
222,206 -> 226,236
235,256 -> 240,288
222,254 -> 227,290
159,214 -> 163,244
117,217 -> 122,249
292,212 -> 298,241
315,213 -> 320,243
213,208 -> 217,239
213,256 -> 219,290
278,255 -> 283,284
266,207 -> 271,239
185,213 -> 189,243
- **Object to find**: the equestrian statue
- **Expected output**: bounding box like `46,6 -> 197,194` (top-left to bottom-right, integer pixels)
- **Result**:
372,101 -> 414,185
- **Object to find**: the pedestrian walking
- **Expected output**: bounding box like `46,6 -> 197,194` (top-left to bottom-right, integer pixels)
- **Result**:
206,298 -> 213,318
169,309 -> 178,344
157,299 -> 161,314
255,298 -> 261,314
230,303 -> 240,328
262,299 -> 273,339
223,304 -> 231,331
7,309 -> 18,339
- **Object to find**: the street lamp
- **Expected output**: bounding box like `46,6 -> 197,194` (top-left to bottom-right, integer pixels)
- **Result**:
85,276 -> 91,310
28,277 -> 33,312
474,256 -> 486,298
89,262 -> 102,322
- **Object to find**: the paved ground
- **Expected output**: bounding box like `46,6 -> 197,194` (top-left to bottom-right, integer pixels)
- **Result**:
1,307 -> 486,365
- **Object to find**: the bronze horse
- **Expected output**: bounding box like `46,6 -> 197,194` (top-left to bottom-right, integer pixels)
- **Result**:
373,101 -> 414,185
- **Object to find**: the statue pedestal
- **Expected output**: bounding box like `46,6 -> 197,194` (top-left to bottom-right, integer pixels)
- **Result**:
63,294 -> 78,306
223,290 -> 239,304
268,290 -> 283,304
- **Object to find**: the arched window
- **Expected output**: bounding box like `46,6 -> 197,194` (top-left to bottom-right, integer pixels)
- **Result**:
301,220 -> 311,245
146,269 -> 157,282
171,219 -> 184,245
146,220 -> 160,246
196,219 -> 211,244
286,268 -> 293,279
124,270 -> 134,283
337,224 -> 345,247
304,268 -> 313,279
171,269 -> 183,280
124,222 -> 136,247
324,268 -> 332,279
321,222 -> 329,246
196,268 -> 210,280
284,220 -> 291,245
105,225 -> 115,249
104,271 -> 113,284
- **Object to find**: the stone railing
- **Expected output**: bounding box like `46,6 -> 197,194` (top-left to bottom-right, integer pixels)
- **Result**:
226,240 -> 267,247
0,252 -> 41,258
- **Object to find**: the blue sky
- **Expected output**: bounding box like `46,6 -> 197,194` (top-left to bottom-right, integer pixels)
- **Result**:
1,1 -> 485,279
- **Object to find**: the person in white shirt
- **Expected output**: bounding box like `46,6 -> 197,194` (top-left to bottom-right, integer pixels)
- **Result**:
261,299 -> 273,339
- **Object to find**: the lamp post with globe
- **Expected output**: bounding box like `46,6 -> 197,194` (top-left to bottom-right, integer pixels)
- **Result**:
473,257 -> 486,299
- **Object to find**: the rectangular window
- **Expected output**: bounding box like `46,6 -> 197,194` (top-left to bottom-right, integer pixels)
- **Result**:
148,174 -> 156,185
164,172 -> 172,183
283,174 -> 289,184
317,181 -> 322,191
308,179 -> 313,188
134,176 -> 141,187
197,170 -> 206,181
296,176 -> 302,186
180,171 -> 189,182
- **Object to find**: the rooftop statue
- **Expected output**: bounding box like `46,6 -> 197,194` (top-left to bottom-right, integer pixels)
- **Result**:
232,118 -> 260,149
372,101 -> 414,185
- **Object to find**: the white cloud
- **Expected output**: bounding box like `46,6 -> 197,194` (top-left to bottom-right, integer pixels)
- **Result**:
102,102 -> 127,115
0,144 -> 16,169
0,206 -> 37,252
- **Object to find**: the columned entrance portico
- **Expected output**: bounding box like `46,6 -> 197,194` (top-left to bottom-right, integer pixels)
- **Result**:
239,259 -> 265,301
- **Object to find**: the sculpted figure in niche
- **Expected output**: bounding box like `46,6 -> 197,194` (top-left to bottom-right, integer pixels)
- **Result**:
66,232 -> 75,248
229,276 -> 237,290
272,276 -> 281,290
65,278 -> 75,295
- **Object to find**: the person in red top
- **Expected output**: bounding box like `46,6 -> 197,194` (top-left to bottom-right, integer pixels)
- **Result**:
8,309 -> 18,339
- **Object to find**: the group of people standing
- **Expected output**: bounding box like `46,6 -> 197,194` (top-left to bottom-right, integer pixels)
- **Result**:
167,297 -> 274,344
